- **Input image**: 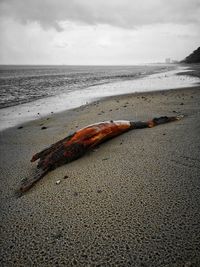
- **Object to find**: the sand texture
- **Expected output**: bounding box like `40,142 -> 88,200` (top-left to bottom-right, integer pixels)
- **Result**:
0,87 -> 200,266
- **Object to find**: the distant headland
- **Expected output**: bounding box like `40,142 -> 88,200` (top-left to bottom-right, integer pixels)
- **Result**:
182,47 -> 200,63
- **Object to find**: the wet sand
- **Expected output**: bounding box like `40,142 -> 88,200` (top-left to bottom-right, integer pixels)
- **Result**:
0,87 -> 200,266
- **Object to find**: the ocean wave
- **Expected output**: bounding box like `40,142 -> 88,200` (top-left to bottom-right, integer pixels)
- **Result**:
0,65 -> 171,109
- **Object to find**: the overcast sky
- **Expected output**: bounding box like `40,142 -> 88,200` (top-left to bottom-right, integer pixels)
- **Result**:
0,0 -> 199,65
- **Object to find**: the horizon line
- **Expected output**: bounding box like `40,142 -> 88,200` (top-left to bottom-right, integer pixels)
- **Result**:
0,62 -> 176,67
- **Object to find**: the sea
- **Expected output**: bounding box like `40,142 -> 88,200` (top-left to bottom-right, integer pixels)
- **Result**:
0,64 -> 199,131
0,65 -> 171,109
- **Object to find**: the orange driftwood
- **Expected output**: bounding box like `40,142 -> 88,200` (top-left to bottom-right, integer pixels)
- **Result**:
19,115 -> 183,193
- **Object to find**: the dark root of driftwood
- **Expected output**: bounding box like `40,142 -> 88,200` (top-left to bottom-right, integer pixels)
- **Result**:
19,169 -> 49,194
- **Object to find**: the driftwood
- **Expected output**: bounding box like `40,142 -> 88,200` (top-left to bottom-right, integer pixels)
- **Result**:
19,115 -> 183,193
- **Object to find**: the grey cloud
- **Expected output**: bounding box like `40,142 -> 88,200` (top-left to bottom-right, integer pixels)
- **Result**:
0,0 -> 200,31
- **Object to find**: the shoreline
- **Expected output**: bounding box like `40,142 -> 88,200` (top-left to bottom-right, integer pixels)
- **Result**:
0,64 -> 199,132
1,86 -> 200,266
0,85 -> 198,134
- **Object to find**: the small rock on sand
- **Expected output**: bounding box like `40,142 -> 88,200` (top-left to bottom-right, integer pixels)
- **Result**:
102,157 -> 109,161
97,189 -> 102,194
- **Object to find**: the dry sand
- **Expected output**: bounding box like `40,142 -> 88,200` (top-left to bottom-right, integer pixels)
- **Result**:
0,87 -> 200,266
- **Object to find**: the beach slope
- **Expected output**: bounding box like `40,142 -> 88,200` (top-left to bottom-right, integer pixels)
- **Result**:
0,87 -> 200,266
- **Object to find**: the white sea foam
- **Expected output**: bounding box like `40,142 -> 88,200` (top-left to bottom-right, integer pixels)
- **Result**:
0,66 -> 199,131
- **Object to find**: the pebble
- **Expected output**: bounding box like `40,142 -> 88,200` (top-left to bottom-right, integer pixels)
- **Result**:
97,189 -> 102,194
56,180 -> 61,185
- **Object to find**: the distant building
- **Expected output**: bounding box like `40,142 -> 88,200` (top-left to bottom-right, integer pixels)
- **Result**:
165,58 -> 171,64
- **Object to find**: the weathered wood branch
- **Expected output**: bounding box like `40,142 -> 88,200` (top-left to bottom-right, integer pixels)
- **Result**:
19,115 -> 183,193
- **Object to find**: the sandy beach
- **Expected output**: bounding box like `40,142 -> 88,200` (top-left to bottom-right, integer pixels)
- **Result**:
1,87 -> 200,266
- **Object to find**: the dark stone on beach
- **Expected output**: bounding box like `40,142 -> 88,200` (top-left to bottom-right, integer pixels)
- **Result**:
51,112 -> 54,114
97,189 -> 102,194
173,110 -> 177,113
74,192 -> 78,197
123,105 -> 127,108
102,158 -> 109,161
41,126 -> 47,130
63,175 -> 68,179
17,126 -> 23,129
163,133 -> 166,135
52,232 -> 62,240
37,113 -> 40,115
180,102 -> 184,105
109,109 -> 112,111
